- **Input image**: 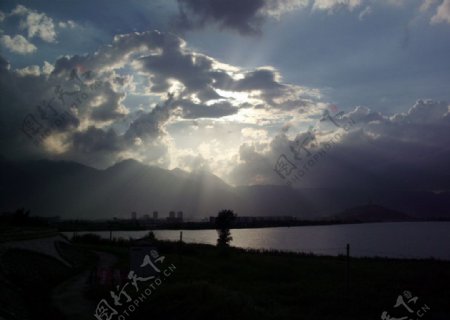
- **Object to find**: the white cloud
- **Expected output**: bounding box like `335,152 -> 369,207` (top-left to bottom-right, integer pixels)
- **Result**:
420,0 -> 438,12
241,127 -> 269,142
1,29 -> 319,172
0,35 -> 37,54
58,20 -> 77,29
0,10 -> 5,22
14,61 -> 55,76
431,0 -> 450,24
228,99 -> 450,188
262,0 -> 309,18
3,28 -> 448,190
382,0 -> 406,7
11,5 -> 57,42
313,0 -> 362,12
15,65 -> 41,76
358,5 -> 372,20
42,61 -> 54,75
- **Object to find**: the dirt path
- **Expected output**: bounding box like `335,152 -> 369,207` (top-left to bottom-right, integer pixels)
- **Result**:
52,251 -> 118,320
0,235 -> 71,266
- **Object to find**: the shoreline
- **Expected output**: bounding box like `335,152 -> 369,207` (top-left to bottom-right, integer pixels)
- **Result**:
56,218 -> 450,232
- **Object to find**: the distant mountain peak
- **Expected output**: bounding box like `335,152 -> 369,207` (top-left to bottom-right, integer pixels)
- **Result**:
1,157 -> 449,220
171,167 -> 189,177
109,158 -> 143,169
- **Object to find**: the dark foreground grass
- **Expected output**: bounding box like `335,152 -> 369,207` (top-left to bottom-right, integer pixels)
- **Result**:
76,238 -> 450,320
0,241 -> 97,320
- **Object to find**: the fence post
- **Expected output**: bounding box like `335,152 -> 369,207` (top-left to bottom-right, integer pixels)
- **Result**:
346,243 -> 350,295
178,231 -> 183,265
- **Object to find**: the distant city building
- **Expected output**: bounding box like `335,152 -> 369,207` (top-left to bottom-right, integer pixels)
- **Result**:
142,214 -> 150,220
131,211 -> 137,220
153,211 -> 158,220
167,210 -> 184,222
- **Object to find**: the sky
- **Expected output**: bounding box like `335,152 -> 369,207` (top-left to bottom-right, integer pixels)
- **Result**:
1,0 -> 450,190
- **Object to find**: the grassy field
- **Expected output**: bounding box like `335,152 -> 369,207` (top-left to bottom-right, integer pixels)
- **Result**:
1,231 -> 448,320
74,235 -> 450,320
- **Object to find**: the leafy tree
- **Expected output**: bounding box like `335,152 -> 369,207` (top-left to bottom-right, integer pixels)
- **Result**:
146,231 -> 157,241
215,209 -> 236,247
0,208 -> 36,225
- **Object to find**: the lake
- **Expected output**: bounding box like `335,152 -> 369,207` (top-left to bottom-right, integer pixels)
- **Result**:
65,222 -> 450,260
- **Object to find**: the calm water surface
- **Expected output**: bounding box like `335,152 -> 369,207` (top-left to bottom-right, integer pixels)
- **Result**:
66,222 -> 450,260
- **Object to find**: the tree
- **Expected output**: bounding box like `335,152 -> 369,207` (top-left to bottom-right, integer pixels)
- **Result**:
215,209 -> 236,248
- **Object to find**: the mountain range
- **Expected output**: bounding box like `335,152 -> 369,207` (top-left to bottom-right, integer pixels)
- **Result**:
1,157 -> 450,220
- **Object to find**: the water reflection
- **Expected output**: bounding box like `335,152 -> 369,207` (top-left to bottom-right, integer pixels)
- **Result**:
66,222 -> 450,260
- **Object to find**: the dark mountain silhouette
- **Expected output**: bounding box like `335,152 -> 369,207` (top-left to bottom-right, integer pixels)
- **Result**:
330,204 -> 411,222
0,157 -> 243,219
1,157 -> 450,219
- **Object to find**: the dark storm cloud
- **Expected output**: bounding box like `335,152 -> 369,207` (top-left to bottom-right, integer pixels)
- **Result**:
235,68 -> 283,91
2,30 -> 299,169
89,84 -> 127,122
0,54 -> 72,159
0,55 -> 10,70
342,106 -> 383,124
231,68 -> 308,109
72,126 -> 122,153
0,48 -> 141,165
61,94 -> 176,168
57,93 -> 176,168
229,99 -> 450,191
137,44 -> 214,92
174,0 -> 266,35
176,100 -> 238,119
51,55 -> 87,76
196,85 -> 223,100
125,94 -> 175,141
229,143 -> 274,185
172,0 -> 315,35
130,31 -> 307,110
51,30 -> 230,101
51,31 -> 176,77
